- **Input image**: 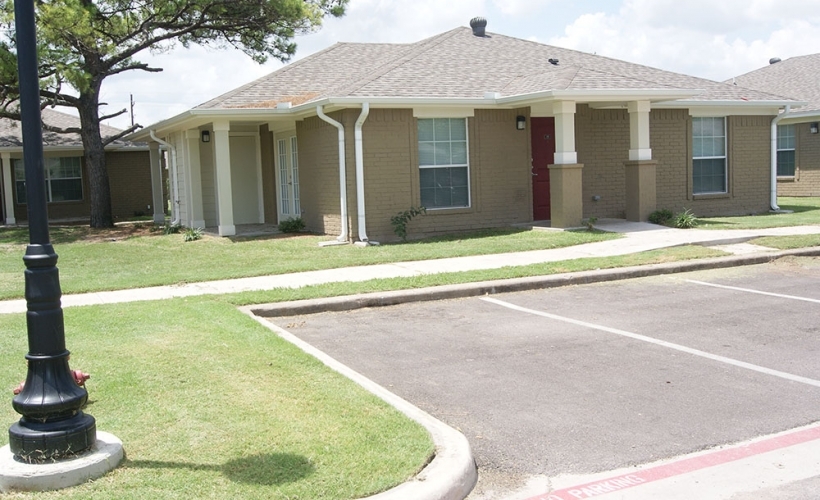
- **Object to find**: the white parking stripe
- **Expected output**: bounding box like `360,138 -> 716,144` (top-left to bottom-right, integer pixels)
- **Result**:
480,297 -> 820,388
684,279 -> 820,303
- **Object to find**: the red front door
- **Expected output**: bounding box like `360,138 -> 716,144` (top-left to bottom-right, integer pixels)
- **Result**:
531,117 -> 555,221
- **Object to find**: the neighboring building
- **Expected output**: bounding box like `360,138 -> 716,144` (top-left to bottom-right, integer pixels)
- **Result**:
731,54 -> 820,197
130,19 -> 797,242
0,108 -> 157,224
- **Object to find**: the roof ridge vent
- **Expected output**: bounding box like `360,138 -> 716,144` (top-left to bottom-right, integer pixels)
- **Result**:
470,17 -> 487,37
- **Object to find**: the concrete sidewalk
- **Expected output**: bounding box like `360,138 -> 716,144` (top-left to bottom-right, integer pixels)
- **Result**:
0,219 -> 818,315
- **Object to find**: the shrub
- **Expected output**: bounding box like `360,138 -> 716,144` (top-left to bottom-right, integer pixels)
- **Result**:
673,208 -> 698,229
163,224 -> 181,235
390,206 -> 426,242
584,216 -> 598,231
278,217 -> 305,233
182,227 -> 204,242
648,209 -> 674,226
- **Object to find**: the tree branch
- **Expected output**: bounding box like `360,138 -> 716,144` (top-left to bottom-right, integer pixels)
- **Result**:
102,124 -> 141,147
99,108 -> 127,122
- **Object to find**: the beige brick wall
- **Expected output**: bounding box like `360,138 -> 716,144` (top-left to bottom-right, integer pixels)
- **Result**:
778,122 -> 820,197
652,112 -> 771,217
576,105 -> 630,218
13,150 -> 153,222
297,108 -> 531,242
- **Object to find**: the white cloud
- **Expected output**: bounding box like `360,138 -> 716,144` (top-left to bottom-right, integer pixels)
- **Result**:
93,1 -> 820,130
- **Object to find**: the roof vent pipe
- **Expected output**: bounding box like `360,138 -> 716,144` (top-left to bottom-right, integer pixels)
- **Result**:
769,57 -> 781,64
470,17 -> 487,37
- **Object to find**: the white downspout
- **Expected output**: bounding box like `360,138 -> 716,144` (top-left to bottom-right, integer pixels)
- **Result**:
770,105 -> 791,211
354,102 -> 372,244
150,130 -> 180,225
316,105 -> 349,242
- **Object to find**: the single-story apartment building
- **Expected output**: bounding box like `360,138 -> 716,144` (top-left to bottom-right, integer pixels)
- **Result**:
731,54 -> 820,197
0,108 -> 156,224
130,18 -> 799,243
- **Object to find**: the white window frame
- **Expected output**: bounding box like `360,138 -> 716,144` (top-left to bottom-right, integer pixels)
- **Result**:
776,124 -> 796,177
13,156 -> 84,204
417,117 -> 471,210
692,116 -> 727,195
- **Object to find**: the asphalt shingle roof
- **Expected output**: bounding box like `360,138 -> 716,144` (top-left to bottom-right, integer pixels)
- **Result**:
0,108 -> 132,149
730,54 -> 820,113
196,27 -> 790,110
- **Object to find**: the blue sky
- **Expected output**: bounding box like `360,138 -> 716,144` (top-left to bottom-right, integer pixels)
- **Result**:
100,0 -> 820,130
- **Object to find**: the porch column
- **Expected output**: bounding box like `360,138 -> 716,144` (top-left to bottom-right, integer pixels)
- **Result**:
213,120 -> 235,236
625,101 -> 657,221
1,152 -> 15,224
184,129 -> 206,228
149,142 -> 165,224
549,101 -> 584,228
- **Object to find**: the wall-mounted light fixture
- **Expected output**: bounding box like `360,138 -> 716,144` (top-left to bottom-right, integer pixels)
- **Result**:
811,123 -> 819,134
201,130 -> 211,143
516,115 -> 526,130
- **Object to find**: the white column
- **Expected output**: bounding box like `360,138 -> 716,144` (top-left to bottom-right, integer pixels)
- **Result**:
149,142 -> 165,224
213,121 -> 235,236
628,100 -> 652,161
553,101 -> 578,164
1,152 -> 15,224
184,130 -> 206,229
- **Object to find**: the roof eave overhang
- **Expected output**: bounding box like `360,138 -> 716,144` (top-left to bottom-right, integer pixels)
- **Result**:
496,89 -> 701,106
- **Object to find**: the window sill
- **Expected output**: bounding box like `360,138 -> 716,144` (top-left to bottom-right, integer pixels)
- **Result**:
776,176 -> 796,182
692,192 -> 730,200
425,206 -> 474,216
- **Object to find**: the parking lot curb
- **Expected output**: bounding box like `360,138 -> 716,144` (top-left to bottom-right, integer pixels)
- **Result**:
249,247 -> 820,319
240,307 -> 478,500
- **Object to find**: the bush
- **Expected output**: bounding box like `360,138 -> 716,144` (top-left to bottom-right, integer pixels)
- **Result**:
648,209 -> 674,226
390,206 -> 426,242
278,217 -> 305,233
182,227 -> 204,242
584,216 -> 598,231
163,224 -> 181,235
673,208 -> 698,229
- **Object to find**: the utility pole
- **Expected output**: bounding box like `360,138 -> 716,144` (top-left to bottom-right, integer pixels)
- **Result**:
130,94 -> 135,128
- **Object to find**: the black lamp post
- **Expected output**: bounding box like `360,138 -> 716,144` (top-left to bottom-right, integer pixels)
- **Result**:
7,0 -> 96,461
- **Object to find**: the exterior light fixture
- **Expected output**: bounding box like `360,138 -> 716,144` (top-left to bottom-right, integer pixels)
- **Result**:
811,123 -> 819,134
201,130 -> 211,143
516,115 -> 526,130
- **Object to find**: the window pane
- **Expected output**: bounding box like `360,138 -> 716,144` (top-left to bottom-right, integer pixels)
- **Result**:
450,119 -> 466,141
418,119 -> 434,141
49,179 -> 83,202
418,142 -> 435,165
419,167 -> 469,209
434,119 -> 450,141
434,142 -> 451,165
420,186 -> 436,208
419,168 -> 435,188
15,181 -> 26,204
451,141 -> 467,164
777,124 -> 795,150
777,150 -> 796,176
13,159 -> 25,180
693,158 -> 726,194
451,166 -> 468,187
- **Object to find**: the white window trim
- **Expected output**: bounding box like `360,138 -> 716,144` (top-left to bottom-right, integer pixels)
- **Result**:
418,117 -> 471,210
692,116 -> 728,195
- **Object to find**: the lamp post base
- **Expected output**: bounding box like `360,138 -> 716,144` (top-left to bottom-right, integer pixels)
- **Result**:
9,412 -> 96,462
0,431 -> 122,493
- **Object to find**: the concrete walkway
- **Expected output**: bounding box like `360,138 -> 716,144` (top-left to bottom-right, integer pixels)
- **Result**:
1,219 -> 819,315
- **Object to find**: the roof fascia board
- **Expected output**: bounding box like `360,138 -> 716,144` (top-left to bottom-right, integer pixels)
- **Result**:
776,110 -> 820,124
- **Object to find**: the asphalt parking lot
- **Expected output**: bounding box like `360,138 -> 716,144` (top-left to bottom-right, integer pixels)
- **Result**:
267,256 -> 820,499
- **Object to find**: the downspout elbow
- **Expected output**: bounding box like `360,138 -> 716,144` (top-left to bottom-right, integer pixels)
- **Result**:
317,106 -> 349,242
149,129 -> 180,226
770,105 -> 791,212
354,103 -> 371,243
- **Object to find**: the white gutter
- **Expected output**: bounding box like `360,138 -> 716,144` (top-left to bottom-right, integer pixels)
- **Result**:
316,105 -> 349,242
149,129 -> 180,226
354,103 -> 370,243
770,104 -> 792,211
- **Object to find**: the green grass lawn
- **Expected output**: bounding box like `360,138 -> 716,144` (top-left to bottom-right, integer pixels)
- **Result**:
0,226 -> 617,300
0,298 -> 433,500
696,197 -> 820,229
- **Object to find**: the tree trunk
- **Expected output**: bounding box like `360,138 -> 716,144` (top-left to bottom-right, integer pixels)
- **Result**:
77,85 -> 113,228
